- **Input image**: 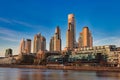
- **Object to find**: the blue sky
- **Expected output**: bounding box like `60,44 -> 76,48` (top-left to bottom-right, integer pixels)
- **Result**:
0,0 -> 120,56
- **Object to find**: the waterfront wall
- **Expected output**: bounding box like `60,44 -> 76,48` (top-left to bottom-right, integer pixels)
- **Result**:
0,64 -> 120,72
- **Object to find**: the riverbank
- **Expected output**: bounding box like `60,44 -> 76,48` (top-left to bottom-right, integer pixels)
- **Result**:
0,64 -> 120,72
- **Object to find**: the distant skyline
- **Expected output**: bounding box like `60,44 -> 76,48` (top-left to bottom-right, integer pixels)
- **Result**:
0,0 -> 120,56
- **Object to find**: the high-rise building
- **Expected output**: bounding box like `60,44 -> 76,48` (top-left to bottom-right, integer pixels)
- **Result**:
25,39 -> 31,53
50,36 -> 54,51
33,33 -> 41,53
49,26 -> 61,52
19,38 -> 25,54
54,26 -> 61,51
78,27 -> 93,48
5,48 -> 12,57
40,36 -> 46,51
19,38 -> 32,54
89,32 -> 93,47
66,14 -> 76,50
78,32 -> 83,48
33,33 -> 46,53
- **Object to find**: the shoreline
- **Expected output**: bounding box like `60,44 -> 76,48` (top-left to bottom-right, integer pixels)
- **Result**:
0,64 -> 120,72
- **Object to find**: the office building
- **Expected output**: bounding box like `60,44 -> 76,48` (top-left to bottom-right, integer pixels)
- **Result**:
19,38 -> 25,54
40,36 -> 46,51
50,26 -> 61,52
25,39 -> 31,53
78,27 -> 93,48
33,33 -> 46,53
66,14 -> 76,50
50,36 -> 54,51
54,26 -> 61,51
19,38 -> 31,54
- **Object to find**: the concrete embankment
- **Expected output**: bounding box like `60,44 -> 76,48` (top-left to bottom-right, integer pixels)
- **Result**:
0,64 -> 120,72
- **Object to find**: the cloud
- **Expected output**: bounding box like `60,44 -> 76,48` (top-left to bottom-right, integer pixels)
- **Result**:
0,17 -> 39,28
0,27 -> 19,42
12,20 -> 38,28
0,27 -> 20,42
0,27 -> 18,37
0,36 -> 19,42
94,37 -> 120,47
0,18 -> 12,24
0,27 -> 31,42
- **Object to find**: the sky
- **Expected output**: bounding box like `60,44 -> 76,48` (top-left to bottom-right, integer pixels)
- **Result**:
0,0 -> 120,57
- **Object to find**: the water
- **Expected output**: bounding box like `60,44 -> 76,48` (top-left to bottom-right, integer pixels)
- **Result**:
0,68 -> 120,80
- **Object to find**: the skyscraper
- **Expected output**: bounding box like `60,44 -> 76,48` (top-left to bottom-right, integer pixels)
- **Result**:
49,26 -> 61,52
54,26 -> 61,51
33,33 -> 46,53
78,32 -> 83,48
40,36 -> 46,51
19,38 -> 25,54
66,14 -> 76,50
19,38 -> 31,54
78,27 -> 93,48
50,36 -> 54,51
89,32 -> 93,47
33,33 -> 41,53
25,39 -> 31,53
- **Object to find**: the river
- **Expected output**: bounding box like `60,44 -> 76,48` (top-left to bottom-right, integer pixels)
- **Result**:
0,68 -> 120,80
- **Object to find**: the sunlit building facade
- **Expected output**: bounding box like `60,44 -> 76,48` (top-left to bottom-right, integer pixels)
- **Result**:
66,14 -> 76,50
50,37 -> 54,51
50,26 -> 61,52
19,38 -> 25,54
33,33 -> 46,53
40,36 -> 46,51
25,39 -> 31,53
54,26 -> 61,51
78,27 -> 93,48
19,38 -> 31,54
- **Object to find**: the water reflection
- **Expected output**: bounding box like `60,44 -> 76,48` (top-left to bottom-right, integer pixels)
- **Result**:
96,72 -> 120,78
0,68 -> 120,80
